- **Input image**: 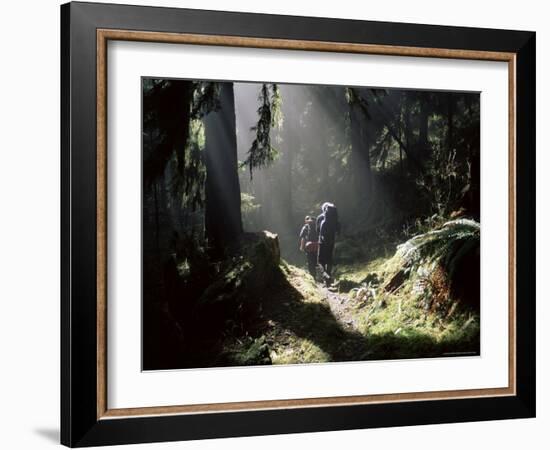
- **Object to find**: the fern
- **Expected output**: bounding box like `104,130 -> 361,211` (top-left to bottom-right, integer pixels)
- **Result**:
396,219 -> 479,273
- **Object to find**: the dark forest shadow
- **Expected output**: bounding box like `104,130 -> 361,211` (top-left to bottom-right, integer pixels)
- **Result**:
143,254 -> 479,369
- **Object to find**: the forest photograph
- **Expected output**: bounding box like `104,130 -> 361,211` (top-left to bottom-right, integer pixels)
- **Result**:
142,78 -> 481,371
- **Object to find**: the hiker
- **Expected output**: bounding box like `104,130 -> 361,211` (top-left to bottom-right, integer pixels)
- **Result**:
316,202 -> 340,282
299,215 -> 319,279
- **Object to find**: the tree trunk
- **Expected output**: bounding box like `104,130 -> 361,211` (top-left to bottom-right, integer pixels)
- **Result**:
314,105 -> 331,202
350,104 -> 372,202
404,95 -> 413,150
398,103 -> 404,175
204,82 -> 243,255
282,126 -> 294,225
143,80 -> 192,187
403,95 -> 413,173
447,93 -> 454,155
153,180 -> 160,251
418,93 -> 429,160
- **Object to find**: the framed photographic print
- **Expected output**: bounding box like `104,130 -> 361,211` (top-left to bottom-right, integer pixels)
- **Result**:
61,1 -> 536,447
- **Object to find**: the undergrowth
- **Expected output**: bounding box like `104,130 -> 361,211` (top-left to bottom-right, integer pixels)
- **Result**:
214,220 -> 480,366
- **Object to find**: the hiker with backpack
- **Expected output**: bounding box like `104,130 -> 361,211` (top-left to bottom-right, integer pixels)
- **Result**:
316,202 -> 340,282
299,215 -> 319,279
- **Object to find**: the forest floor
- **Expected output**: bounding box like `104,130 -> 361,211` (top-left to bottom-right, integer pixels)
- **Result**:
223,252 -> 480,366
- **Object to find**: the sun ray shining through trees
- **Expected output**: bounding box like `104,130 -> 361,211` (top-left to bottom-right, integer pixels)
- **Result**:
142,77 -> 480,370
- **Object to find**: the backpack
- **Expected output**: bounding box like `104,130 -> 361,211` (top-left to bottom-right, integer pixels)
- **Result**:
301,223 -> 318,253
305,240 -> 319,253
320,204 -> 339,239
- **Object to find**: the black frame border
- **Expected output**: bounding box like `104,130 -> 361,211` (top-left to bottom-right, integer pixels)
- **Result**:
61,2 -> 536,447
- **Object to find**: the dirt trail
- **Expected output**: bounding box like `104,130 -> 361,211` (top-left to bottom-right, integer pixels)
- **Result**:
285,263 -> 363,332
319,284 -> 360,331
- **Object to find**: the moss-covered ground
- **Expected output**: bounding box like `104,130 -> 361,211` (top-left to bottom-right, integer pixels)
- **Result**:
221,228 -> 480,366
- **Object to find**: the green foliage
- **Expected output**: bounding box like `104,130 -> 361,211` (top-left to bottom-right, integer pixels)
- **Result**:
271,84 -> 283,129
417,146 -> 465,216
396,218 -> 480,273
242,83 -> 282,178
145,80 -> 221,212
260,257 -> 479,365
241,193 -> 261,230
223,336 -> 272,366
240,192 -> 261,214
181,119 -> 206,210
197,231 -> 282,307
143,80 -> 483,369
177,81 -> 222,210
190,81 -> 221,118
167,118 -> 207,210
